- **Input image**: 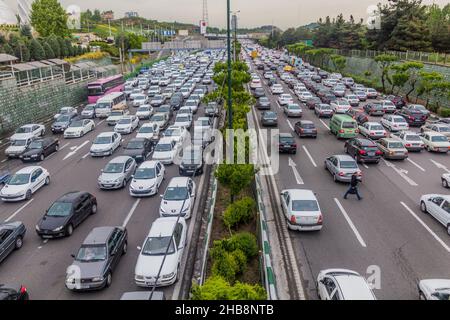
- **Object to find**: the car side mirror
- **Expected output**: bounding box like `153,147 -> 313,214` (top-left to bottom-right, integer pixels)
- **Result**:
71,254 -> 75,258
137,246 -> 142,251
100,169 -> 104,173
160,194 -> 164,198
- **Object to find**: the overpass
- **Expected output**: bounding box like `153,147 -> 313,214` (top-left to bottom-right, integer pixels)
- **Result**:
129,39 -> 226,55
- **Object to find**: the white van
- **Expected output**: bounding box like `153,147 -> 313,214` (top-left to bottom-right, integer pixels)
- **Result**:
95,92 -> 127,118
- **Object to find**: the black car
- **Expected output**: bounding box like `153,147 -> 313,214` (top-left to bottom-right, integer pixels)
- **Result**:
170,95 -> 183,110
261,111 -> 278,127
36,192 -> 97,239
0,221 -> 26,263
159,104 -> 174,119
322,94 -> 337,105
396,109 -> 427,127
277,133 -> 297,154
267,78 -> 278,87
179,146 -> 204,176
306,97 -> 322,110
19,138 -> 59,162
364,103 -> 385,116
294,120 -> 318,138
386,95 -> 407,109
122,138 -> 154,162
344,138 -> 382,164
51,114 -> 77,133
256,97 -> 271,110
311,74 -> 322,83
253,87 -> 265,98
0,284 -> 29,300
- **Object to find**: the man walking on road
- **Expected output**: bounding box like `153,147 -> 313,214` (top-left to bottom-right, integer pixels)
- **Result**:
344,172 -> 362,200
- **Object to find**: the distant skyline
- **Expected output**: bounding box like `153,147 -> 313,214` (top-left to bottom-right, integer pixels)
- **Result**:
4,0 -> 449,30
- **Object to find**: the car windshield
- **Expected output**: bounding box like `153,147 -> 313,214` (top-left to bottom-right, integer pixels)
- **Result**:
94,136 -> 111,144
138,107 -> 149,112
142,236 -> 175,256
342,122 -> 357,129
340,161 -> 357,169
29,141 -> 43,149
394,118 -> 406,123
104,163 -> 124,173
126,141 -> 144,149
139,126 -> 154,133
292,200 -> 319,211
69,121 -> 84,127
279,136 -> 294,143
164,186 -> 188,200
186,101 -> 197,106
118,118 -> 132,125
152,115 -> 164,121
302,123 -> 315,129
439,127 -> 450,132
264,112 -> 277,119
176,115 -> 189,122
84,105 -> 95,111
97,102 -> 111,109
8,173 -> 30,185
432,136 -> 448,142
135,95 -> 146,100
16,127 -> 31,133
46,202 -> 72,217
388,142 -> 404,148
155,143 -> 172,152
110,112 -> 123,117
76,245 -> 107,262
405,135 -> 421,141
11,139 -> 27,146
134,168 -> 156,179
182,150 -> 202,163
57,115 -> 70,122
289,105 -> 300,110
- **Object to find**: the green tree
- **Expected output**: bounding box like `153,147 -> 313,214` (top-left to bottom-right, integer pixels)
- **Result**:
20,24 -> 33,39
92,9 -> 101,22
425,3 -> 450,53
43,42 -> 55,59
330,54 -> 347,74
191,276 -> 266,300
30,0 -> 70,37
215,164 -> 255,199
47,35 -> 61,57
374,54 -> 398,93
29,38 -> 45,61
65,39 -> 74,56
57,36 -> 68,57
417,71 -> 444,106
2,44 -> 15,56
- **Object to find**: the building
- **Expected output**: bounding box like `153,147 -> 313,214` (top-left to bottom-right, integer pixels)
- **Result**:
17,0 -> 32,25
101,10 -> 114,21
0,0 -> 17,25
125,12 -> 139,18
231,14 -> 238,31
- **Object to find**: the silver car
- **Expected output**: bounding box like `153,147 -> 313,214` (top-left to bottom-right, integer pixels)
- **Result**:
324,155 -> 362,183
98,156 -> 137,190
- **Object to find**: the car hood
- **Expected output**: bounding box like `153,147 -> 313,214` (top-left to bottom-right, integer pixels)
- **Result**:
38,215 -> 70,231
160,198 -> 191,215
0,184 -> 27,195
10,133 -> 32,141
64,127 -> 82,133
115,124 -> 132,130
153,150 -> 174,159
99,172 -> 124,182
69,260 -> 106,279
130,178 -> 157,190
52,121 -> 69,127
21,148 -> 43,156
90,144 -> 112,152
107,116 -> 123,121
135,252 -> 178,277
6,145 -> 26,153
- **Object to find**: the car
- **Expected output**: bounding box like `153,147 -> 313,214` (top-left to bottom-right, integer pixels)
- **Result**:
405,104 -> 430,117
159,105 -> 174,120
280,189 -> 323,231
332,86 -> 346,97
420,123 -> 450,140
19,138 -> 59,162
376,138 -> 409,160
354,90 -> 368,102
420,194 -> 450,235
381,114 -> 409,132
147,86 -> 161,97
358,122 -> 387,140
344,94 -> 359,107
134,217 -> 187,287
363,103 -> 385,116
331,99 -> 352,114
351,84 -> 366,92
386,95 -> 407,109
317,269 -> 376,300
314,104 -> 333,118
297,91 -> 313,103
98,156 -> 137,190
364,88 -> 378,99
152,137 -> 180,165
396,108 -> 427,127
277,133 -> 297,154
379,100 -> 397,113
0,166 -> 50,202
179,145 -> 204,176
114,115 -> 139,135
324,155 -> 362,183
253,87 -> 265,98
193,118 -> 213,147
54,106 -> 77,120
442,173 -> 450,188
9,124 -> 45,142
390,131 -> 424,151
136,105 -> 153,120
65,226 -> 127,291
278,94 -> 294,106
90,132 -> 122,157
345,138 -> 382,163
256,97 -> 271,110
122,138 -> 154,163
418,279 -> 450,300
51,114 -> 77,133
174,114 -> 193,130
106,110 -> 130,126
184,99 -> 199,114
0,221 -> 26,263
0,284 -> 29,300
284,104 -> 303,118
342,77 -> 355,88
162,126 -> 188,144
132,94 -> 149,107
129,161 -> 165,197
261,111 -> 278,127
64,119 -> 95,138
250,78 -> 262,89
5,137 -> 35,159
294,121 -> 317,138
36,191 -> 97,238
306,97 -> 322,110
420,132 -> 450,153
205,102 -> 220,116
170,95 -> 183,110
150,113 -> 170,130
150,94 -> 166,107
81,104 -> 97,119
159,177 -> 196,219
162,88 -> 175,100
136,122 -> 160,142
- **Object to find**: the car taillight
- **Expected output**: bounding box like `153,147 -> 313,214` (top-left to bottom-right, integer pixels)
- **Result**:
375,150 -> 383,155
290,215 -> 296,224
357,171 -> 362,176
338,172 -> 345,176
317,214 -> 323,225
359,150 -> 366,155
293,144 -> 297,148
20,285 -> 27,294
405,143 -> 411,147
339,129 -> 344,133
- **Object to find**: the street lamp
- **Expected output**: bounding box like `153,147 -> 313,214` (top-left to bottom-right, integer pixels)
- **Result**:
231,11 -> 240,62
226,0 -> 233,163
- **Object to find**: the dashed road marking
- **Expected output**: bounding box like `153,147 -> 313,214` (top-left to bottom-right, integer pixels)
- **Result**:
286,119 -> 294,131
407,158 -> 426,172
319,119 -> 330,130
334,198 -> 367,248
4,199 -> 34,222
122,199 -> 141,227
302,145 -> 317,167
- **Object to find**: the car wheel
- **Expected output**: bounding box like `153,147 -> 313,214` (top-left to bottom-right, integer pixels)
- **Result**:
45,176 -> 50,185
122,241 -> 128,255
176,264 -> 181,282
122,179 -> 127,189
447,225 -> 450,236
91,203 -> 97,214
15,236 -> 23,249
40,154 -> 45,161
420,201 -> 428,213
333,174 -> 338,182
55,144 -> 59,151
40,129 -> 45,136
25,190 -> 32,200
442,179 -> 449,188
66,224 -> 74,237
105,272 -> 112,288
80,131 -> 84,137
419,291 -> 426,300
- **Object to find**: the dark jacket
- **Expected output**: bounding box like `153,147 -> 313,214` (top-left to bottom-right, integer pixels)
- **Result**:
350,175 -> 359,188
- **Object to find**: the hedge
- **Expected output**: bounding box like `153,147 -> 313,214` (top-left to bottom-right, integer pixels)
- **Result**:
223,196 -> 256,229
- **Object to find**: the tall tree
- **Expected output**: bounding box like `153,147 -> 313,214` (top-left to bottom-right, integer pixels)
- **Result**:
65,39 -> 74,56
374,54 -> 398,93
43,42 -> 55,59
47,35 -> 61,58
20,24 -> 33,39
29,38 -> 45,61
30,0 -> 70,37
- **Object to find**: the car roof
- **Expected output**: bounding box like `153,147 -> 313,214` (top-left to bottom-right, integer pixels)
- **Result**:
128,138 -> 146,143
168,176 -> 190,187
20,124 -> 37,128
138,161 -> 159,169
300,120 -> 314,125
148,217 -> 181,237
158,137 -> 175,144
283,189 -> 316,200
426,132 -> 446,136
56,191 -> 86,202
97,132 -> 116,137
15,166 -> 43,174
334,274 -> 375,300
83,227 -> 116,245
334,154 -> 356,161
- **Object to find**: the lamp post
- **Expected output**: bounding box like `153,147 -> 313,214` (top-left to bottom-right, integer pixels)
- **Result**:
231,11 -> 240,62
226,0 -> 233,163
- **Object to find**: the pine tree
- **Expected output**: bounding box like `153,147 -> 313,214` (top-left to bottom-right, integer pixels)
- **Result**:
47,35 -> 61,58
29,38 -> 46,61
43,42 -> 55,59
57,36 -> 68,57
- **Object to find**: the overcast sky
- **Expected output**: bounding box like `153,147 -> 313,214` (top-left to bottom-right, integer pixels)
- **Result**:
4,0 -> 449,30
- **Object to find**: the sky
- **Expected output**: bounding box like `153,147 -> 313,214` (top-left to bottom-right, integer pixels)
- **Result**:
4,0 -> 449,30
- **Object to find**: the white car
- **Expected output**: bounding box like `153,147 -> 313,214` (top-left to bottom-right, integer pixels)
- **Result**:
184,99 -> 199,114
381,114 -> 409,132
380,100 -> 396,113
278,94 -> 294,106
297,91 -> 313,103
159,177 -> 196,219
331,99 -> 352,113
90,132 -> 122,157
442,173 -> 450,188
114,115 -> 139,134
54,107 -> 77,120
135,105 -> 153,120
418,279 -> 450,300
63,119 -> 95,138
364,87 -> 378,99
163,126 -> 188,144
9,124 -> 45,142
421,132 -> 450,153
270,84 -> 284,95
250,78 -> 262,89
129,89 -> 144,100
129,161 -> 165,197
152,137 -> 180,164
280,189 -> 323,231
345,94 -> 360,107
359,122 -> 387,140
0,166 -> 50,202
147,86 -> 160,97
106,110 -> 130,126
180,87 -> 191,99
390,131 -> 424,151
150,113 -> 170,130
174,114 -> 192,129
317,269 -> 376,300
134,217 -> 187,287
136,122 -> 160,141
132,94 -> 149,107
5,137 -> 34,158
420,194 -> 450,235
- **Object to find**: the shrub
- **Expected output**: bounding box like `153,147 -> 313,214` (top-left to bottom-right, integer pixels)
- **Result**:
191,276 -> 231,300
223,197 -> 256,229
215,164 -> 255,197
228,232 -> 259,259
231,249 -> 247,274
439,108 -> 450,117
211,250 -> 239,282
230,282 -> 267,300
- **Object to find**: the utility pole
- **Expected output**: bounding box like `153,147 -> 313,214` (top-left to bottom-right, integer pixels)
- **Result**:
227,0 -> 233,163
108,19 -> 112,37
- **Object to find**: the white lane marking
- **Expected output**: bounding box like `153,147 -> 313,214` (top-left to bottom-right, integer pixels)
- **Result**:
382,159 -> 418,186
122,199 -> 141,227
70,146 -> 77,151
363,164 -> 369,169
288,157 -> 304,185
4,199 -> 34,222
319,119 -> 330,130
400,202 -> 450,253
302,145 -> 317,167
334,198 -> 367,248
63,140 -> 90,160
430,159 -> 450,173
81,152 -> 90,159
59,143 -> 70,151
1,159 -> 6,163
97,119 -> 105,126
407,158 -> 426,172
276,101 -> 282,109
286,119 -> 294,131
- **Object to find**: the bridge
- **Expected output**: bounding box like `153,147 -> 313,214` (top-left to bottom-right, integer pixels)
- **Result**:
130,39 -> 226,54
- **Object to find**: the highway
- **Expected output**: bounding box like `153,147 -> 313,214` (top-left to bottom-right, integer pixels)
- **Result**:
247,54 -> 450,300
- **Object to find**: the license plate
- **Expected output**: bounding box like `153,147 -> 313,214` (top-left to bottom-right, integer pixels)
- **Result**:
42,235 -> 52,239
368,152 -> 375,156
24,157 -> 30,160
104,184 -> 113,187
284,145 -> 290,147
